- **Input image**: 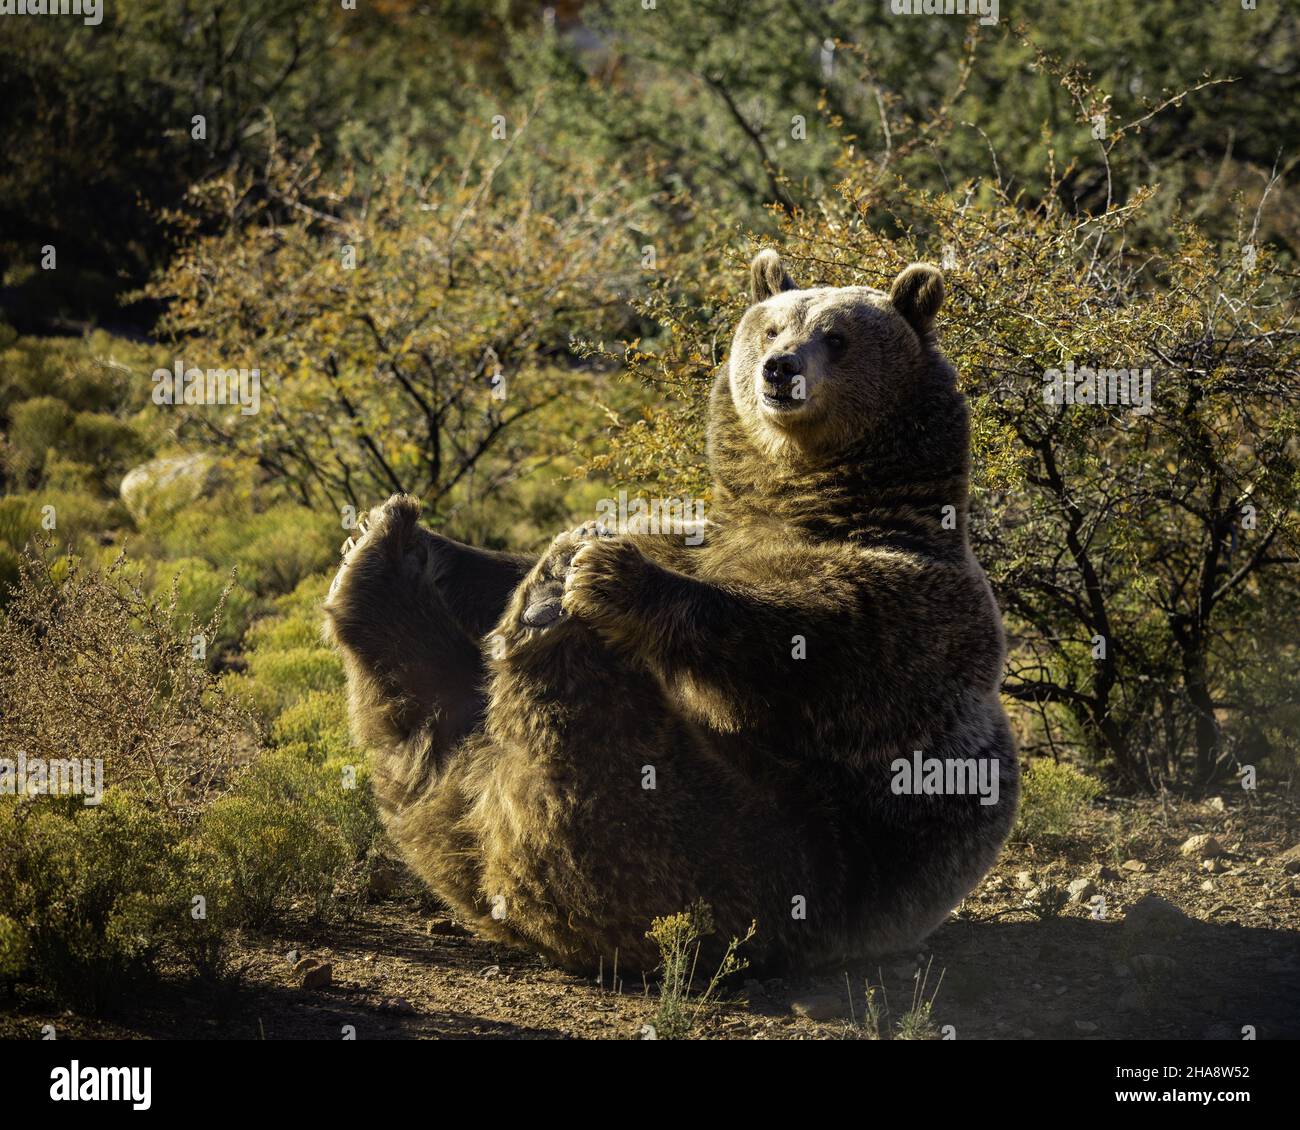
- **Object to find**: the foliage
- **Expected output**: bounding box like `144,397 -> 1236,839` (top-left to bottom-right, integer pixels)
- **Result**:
1014,759 -> 1105,843
0,792 -> 181,1010
645,900 -> 754,1039
0,550 -> 378,1009
0,545 -> 254,815
141,130 -> 646,523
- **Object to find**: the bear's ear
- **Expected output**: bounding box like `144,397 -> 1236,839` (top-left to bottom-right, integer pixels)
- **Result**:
888,263 -> 945,335
750,249 -> 799,303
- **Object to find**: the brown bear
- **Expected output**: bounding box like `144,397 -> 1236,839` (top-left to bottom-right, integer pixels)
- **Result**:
323,250 -> 1018,974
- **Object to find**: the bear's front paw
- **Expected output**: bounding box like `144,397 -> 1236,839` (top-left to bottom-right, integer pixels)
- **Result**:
518,522 -> 611,629
560,535 -> 648,638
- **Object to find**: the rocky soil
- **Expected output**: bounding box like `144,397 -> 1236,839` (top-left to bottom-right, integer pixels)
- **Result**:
4,789 -> 1297,1041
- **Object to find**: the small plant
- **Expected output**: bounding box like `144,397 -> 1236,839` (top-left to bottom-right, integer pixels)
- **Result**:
645,901 -> 755,1039
1024,881 -> 1070,920
845,960 -> 945,1041
1014,759 -> 1104,844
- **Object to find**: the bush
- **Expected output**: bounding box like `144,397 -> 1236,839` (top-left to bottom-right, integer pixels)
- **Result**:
1014,759 -> 1104,844
228,646 -> 343,720
6,396 -> 71,482
271,689 -> 353,764
159,500 -> 338,598
148,555 -> 255,655
190,750 -> 354,927
0,792 -> 181,1011
67,411 -> 147,489
0,544 -> 256,814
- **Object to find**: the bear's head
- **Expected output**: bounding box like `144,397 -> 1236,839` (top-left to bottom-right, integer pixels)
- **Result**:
723,249 -> 949,461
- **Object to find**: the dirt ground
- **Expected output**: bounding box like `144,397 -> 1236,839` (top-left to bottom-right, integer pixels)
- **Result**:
4,788 -> 1298,1041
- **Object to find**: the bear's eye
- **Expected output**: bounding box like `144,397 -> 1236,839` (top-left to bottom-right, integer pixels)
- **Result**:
825,332 -> 846,352
765,326 -> 779,340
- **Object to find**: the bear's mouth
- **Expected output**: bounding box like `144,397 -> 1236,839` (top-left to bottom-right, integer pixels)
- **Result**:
761,387 -> 804,411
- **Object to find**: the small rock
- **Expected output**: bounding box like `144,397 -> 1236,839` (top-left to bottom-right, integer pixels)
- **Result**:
1123,893 -> 1188,935
1180,833 -> 1224,860
1014,870 -> 1035,890
286,949 -> 299,965
1074,1019 -> 1098,1033
301,962 -> 333,990
1206,796 -> 1226,813
1277,845 -> 1300,874
1117,990 -> 1143,1011
379,996 -> 417,1015
1200,879 -> 1217,892
427,917 -> 462,936
790,994 -> 845,1022
1121,859 -> 1147,874
1067,878 -> 1098,903
480,965 -> 501,979
1202,857 -> 1228,875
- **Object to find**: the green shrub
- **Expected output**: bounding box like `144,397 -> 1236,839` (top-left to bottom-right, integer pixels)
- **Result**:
0,491 -> 122,577
271,688 -> 353,763
1014,759 -> 1104,844
231,645 -> 343,719
6,395 -> 71,480
0,495 -> 41,556
0,332 -> 159,416
0,792 -> 181,1011
190,750 -> 354,926
161,502 -> 337,597
67,410 -> 147,487
0,913 -> 26,980
149,555 -> 255,653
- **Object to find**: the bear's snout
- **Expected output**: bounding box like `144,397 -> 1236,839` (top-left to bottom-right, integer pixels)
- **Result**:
762,351 -> 802,385
759,350 -> 812,412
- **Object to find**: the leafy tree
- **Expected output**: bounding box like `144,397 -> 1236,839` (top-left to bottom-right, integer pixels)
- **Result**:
144,123 -> 647,519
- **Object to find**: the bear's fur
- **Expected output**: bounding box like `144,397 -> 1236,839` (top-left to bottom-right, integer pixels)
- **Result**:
323,250 -> 1018,973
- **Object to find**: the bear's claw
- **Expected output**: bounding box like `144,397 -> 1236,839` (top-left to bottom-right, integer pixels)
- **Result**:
516,522 -> 612,631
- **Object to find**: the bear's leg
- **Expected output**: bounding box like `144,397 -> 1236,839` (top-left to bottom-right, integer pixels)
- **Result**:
418,533 -> 804,972
323,494 -> 529,810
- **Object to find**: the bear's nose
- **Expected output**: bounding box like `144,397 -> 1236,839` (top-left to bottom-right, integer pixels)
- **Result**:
763,352 -> 801,386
